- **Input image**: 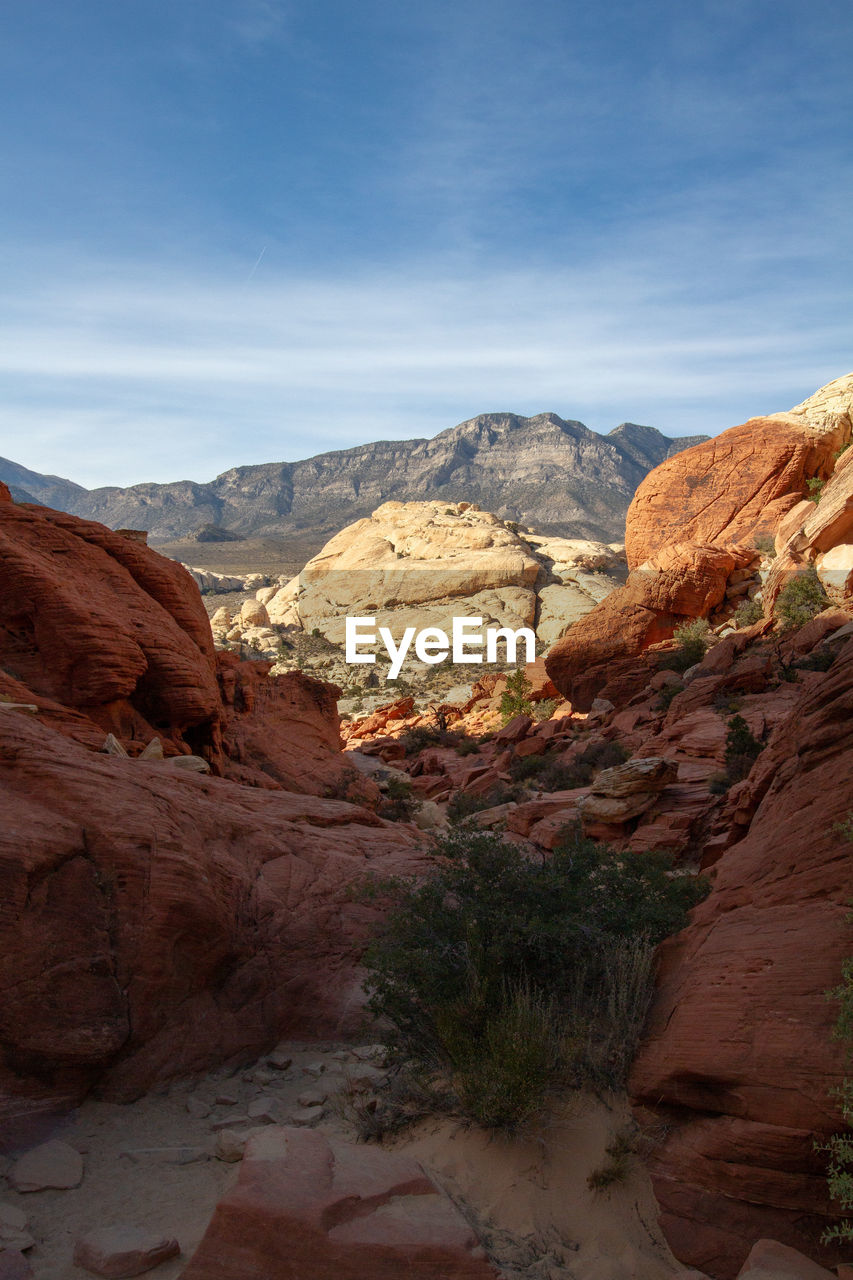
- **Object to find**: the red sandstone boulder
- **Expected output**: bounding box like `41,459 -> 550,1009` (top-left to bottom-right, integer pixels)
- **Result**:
180,1126 -> 498,1280
544,546 -> 752,708
625,409 -> 846,567
546,376 -> 853,707
0,710 -> 425,1133
0,500 -> 219,756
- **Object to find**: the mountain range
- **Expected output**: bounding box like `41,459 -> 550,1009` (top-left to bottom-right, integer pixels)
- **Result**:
0,412 -> 707,544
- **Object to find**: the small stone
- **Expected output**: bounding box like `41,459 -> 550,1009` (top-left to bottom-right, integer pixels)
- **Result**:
0,1251 -> 33,1280
350,1045 -> 385,1063
301,1061 -> 327,1078
139,738 -> 163,760
214,1093 -> 239,1107
289,1105 -> 324,1126
297,1090 -> 325,1108
0,1205 -> 34,1252
267,1051 -> 292,1071
252,1068 -> 276,1086
73,1226 -> 180,1277
10,1140 -> 84,1192
214,1128 -> 266,1163
185,1096 -> 210,1120
246,1097 -> 281,1124
101,733 -> 128,757
210,1114 -> 252,1132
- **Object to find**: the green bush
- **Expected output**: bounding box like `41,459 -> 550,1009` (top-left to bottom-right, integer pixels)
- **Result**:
500,669 -> 534,724
361,827 -> 708,1130
752,532 -> 777,558
399,725 -> 461,755
454,737 -> 481,756
659,619 -> 710,673
655,682 -> 682,712
379,776 -> 419,822
510,741 -> 630,793
723,714 -> 763,782
775,567 -> 829,630
734,597 -> 763,628
807,476 -> 825,504
446,783 -> 521,823
533,697 -> 560,722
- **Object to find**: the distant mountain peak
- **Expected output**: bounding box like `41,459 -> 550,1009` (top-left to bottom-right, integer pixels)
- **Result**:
0,412 -> 708,545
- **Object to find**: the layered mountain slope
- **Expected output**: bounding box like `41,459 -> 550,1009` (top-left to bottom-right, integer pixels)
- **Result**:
0,414 -> 706,544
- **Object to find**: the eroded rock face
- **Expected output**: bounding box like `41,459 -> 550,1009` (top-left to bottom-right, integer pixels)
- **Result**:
545,375 -> 853,707
181,1126 -> 498,1280
630,635 -> 853,1278
0,708 -> 424,1132
0,497 -> 220,755
626,375 -> 853,568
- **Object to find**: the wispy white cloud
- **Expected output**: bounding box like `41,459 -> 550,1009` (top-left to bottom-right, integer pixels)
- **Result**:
0,207 -> 850,489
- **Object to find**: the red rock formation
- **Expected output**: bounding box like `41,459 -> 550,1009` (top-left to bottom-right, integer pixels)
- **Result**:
217,654 -> 349,794
0,710 -> 425,1138
625,417 -> 840,567
545,377 -> 853,708
545,545 -> 755,709
630,634 -> 853,1277
0,498 -> 220,757
181,1126 -> 498,1279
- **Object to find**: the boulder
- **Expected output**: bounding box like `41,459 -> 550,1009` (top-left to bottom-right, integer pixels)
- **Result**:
0,500 -> 220,757
0,711 -> 425,1125
625,375 -> 853,566
735,1239 -> 838,1279
73,1226 -> 180,1277
239,599 -> 269,628
9,1140 -> 84,1192
546,375 -> 853,706
181,1126 -> 498,1280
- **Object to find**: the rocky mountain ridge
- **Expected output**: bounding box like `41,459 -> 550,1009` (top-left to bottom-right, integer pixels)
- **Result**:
0,413 -> 707,544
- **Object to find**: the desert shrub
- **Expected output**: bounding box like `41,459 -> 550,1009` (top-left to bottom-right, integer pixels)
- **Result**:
775,567 -> 829,630
734,597 -> 763,628
586,1125 -> 640,1191
537,758 -> 586,791
723,714 -> 763,783
361,827 -> 708,1130
712,689 -> 742,715
399,725 -> 461,755
580,740 -> 629,771
533,697 -> 560,722
454,737 -> 481,756
379,776 -> 419,822
752,532 -> 777,558
655,682 -> 682,712
659,619 -> 710,673
807,476 -> 825,504
511,741 -> 630,793
500,669 -> 534,724
795,647 -> 837,672
446,783 -> 521,823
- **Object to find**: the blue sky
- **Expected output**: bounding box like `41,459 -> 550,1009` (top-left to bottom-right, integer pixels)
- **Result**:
1,0 -> 852,487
